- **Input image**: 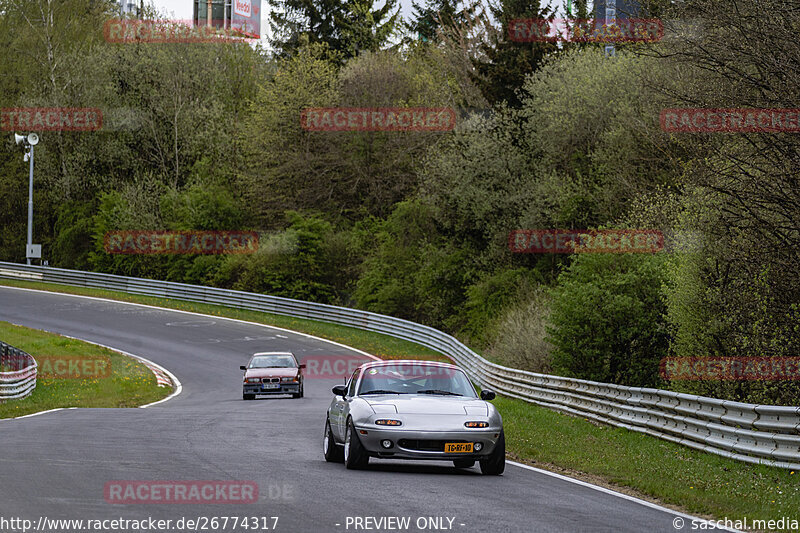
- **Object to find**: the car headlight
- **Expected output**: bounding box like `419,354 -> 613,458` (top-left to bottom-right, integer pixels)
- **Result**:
464,421 -> 489,428
244,377 -> 260,383
375,419 -> 402,426
281,376 -> 298,382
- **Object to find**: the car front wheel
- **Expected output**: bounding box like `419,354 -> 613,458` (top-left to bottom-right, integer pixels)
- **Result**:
479,431 -> 505,475
344,419 -> 369,470
243,393 -> 255,400
323,418 -> 344,463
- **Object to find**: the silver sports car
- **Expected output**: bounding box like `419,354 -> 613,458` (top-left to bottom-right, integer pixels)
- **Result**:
322,360 -> 504,475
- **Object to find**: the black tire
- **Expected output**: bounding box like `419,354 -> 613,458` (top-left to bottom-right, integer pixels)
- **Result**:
479,432 -> 505,475
323,419 -> 344,463
243,393 -> 255,401
293,384 -> 304,399
344,418 -> 369,469
453,459 -> 475,469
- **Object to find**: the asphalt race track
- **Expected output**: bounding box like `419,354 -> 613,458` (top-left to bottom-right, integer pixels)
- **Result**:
0,286 -> 728,533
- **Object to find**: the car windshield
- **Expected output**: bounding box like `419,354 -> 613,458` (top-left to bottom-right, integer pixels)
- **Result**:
357,364 -> 477,397
249,355 -> 296,368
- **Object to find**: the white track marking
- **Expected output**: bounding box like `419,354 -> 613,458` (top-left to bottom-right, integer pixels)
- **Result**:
508,461 -> 742,532
6,408 -> 64,420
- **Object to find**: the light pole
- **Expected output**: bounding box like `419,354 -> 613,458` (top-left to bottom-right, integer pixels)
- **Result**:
605,0 -> 617,57
13,133 -> 40,265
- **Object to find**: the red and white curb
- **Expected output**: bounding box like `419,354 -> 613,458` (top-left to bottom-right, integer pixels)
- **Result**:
140,360 -> 171,387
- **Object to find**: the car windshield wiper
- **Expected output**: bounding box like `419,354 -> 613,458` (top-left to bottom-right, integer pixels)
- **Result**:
417,389 -> 463,396
360,390 -> 408,395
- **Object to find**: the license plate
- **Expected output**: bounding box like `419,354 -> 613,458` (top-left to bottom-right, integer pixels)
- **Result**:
445,443 -> 473,453
263,383 -> 280,389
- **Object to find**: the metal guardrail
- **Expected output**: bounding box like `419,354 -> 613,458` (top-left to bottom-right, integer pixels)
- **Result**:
0,261 -> 798,469
0,340 -> 37,401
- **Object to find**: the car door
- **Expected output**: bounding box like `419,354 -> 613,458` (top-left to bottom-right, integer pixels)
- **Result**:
333,368 -> 360,441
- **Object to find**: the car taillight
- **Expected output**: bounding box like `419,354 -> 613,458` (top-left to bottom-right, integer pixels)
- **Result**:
464,421 -> 489,428
375,419 -> 402,426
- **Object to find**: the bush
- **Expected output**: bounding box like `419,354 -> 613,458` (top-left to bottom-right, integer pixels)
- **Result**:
355,200 -> 471,326
547,252 -> 670,387
213,212 -> 339,303
459,268 -> 542,347
486,285 -> 553,372
50,201 -> 95,270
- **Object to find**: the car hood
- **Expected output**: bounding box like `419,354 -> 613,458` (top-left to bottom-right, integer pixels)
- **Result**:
364,395 -> 488,416
245,368 -> 298,378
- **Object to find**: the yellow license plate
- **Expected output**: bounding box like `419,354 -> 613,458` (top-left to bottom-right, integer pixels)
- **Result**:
445,443 -> 473,453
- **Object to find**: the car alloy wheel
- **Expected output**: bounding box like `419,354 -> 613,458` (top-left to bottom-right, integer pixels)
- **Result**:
323,419 -> 343,463
344,419 -> 369,470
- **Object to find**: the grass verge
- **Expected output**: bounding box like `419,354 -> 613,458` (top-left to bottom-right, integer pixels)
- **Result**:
0,278 -> 796,526
0,321 -> 171,418
498,395 -> 797,526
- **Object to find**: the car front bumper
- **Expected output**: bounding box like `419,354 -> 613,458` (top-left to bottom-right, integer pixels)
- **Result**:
354,427 -> 501,460
243,383 -> 301,395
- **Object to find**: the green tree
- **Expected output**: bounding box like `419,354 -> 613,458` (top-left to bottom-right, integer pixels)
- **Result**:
335,0 -> 400,57
268,0 -> 345,57
643,0 -> 800,403
408,0 -> 480,42
471,0 -> 557,106
240,44 -> 482,221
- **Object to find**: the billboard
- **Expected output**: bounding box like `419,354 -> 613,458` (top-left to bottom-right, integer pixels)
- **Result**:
231,0 -> 260,38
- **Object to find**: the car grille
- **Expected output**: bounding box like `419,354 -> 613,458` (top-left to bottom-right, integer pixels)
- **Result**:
262,377 -> 280,383
398,439 -> 468,452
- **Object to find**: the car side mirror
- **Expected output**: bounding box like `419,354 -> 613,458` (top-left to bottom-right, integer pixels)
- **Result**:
240,365 -> 247,371
332,385 -> 348,398
299,363 -> 307,369
480,389 -> 496,401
